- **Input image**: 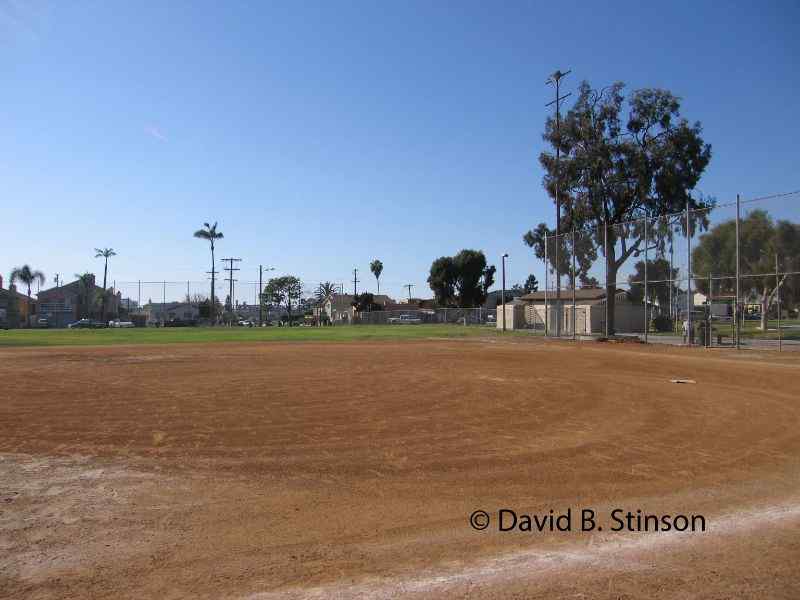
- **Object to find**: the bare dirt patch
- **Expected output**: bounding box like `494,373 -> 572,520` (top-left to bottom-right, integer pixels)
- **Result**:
1,339 -> 799,599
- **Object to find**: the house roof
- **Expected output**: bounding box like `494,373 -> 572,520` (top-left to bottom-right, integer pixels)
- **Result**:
520,287 -> 627,302
0,286 -> 31,302
38,275 -> 98,299
383,302 -> 421,312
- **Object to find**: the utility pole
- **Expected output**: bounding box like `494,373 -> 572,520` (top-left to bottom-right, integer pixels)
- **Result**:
404,283 -> 414,301
220,257 -> 242,314
54,274 -> 60,287
546,69 -> 571,338
352,268 -> 359,296
686,203 -> 692,345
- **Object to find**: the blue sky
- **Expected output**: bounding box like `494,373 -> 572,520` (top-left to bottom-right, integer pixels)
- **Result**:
2,0 -> 799,302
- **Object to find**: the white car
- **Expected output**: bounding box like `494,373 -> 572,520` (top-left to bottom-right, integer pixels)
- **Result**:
108,319 -> 135,328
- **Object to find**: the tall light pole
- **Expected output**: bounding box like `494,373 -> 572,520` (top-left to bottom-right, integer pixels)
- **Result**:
501,253 -> 509,332
259,265 -> 275,326
546,69 -> 571,338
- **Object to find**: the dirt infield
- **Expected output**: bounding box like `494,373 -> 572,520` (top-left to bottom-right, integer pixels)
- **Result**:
2,338 -> 799,599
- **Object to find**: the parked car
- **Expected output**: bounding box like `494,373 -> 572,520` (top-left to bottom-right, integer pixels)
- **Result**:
164,318 -> 197,327
68,319 -> 107,329
37,317 -> 50,328
108,319 -> 135,328
237,319 -> 254,327
388,314 -> 422,324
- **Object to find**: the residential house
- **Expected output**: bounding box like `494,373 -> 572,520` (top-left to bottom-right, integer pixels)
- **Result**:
322,293 -> 397,322
0,276 -> 35,328
143,301 -> 200,324
37,274 -> 120,328
324,294 -> 355,323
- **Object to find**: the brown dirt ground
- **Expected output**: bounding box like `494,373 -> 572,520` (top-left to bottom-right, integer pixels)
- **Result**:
1,338 -> 799,599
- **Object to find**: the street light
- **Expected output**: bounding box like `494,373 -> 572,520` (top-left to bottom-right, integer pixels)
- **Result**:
502,253 -> 509,332
259,265 -> 275,326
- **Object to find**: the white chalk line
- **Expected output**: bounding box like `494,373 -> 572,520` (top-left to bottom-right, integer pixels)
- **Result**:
244,500 -> 800,599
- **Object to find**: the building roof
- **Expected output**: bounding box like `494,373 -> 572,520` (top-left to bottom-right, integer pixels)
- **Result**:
520,287 -> 627,303
0,285 -> 28,297
37,275 -> 97,299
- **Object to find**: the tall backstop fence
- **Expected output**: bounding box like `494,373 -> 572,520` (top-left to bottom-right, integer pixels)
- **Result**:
540,191 -> 800,350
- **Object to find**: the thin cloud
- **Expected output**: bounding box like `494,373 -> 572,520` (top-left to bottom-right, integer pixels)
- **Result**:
145,125 -> 168,142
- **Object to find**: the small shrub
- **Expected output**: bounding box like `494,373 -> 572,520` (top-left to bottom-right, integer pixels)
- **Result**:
652,315 -> 672,332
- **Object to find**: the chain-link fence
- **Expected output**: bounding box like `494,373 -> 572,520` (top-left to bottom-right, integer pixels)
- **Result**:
93,279 -> 294,326
539,191 -> 800,350
27,190 -> 798,345
354,308 -> 498,326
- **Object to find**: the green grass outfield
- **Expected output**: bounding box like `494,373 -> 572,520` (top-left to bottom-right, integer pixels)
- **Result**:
0,325 -> 539,348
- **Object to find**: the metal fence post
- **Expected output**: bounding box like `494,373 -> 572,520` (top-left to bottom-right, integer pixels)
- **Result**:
735,193 -> 741,350
572,228 -> 576,340
644,213 -> 649,343
670,237 -> 675,331
776,253 -> 782,352
544,233 -> 549,336
686,203 -> 692,345
604,220 -> 609,338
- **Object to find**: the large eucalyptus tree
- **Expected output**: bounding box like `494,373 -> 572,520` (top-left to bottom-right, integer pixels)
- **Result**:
524,81 -> 713,334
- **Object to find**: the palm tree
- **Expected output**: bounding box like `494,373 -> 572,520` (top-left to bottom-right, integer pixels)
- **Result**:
370,259 -> 384,295
74,272 -> 96,318
94,247 -> 117,319
10,265 -> 45,325
193,222 -> 224,323
316,281 -> 338,325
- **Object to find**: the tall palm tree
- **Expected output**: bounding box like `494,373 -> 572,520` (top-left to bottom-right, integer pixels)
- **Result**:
193,222 -> 224,322
316,281 -> 338,325
10,265 -> 45,325
94,247 -> 117,319
370,259 -> 384,295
